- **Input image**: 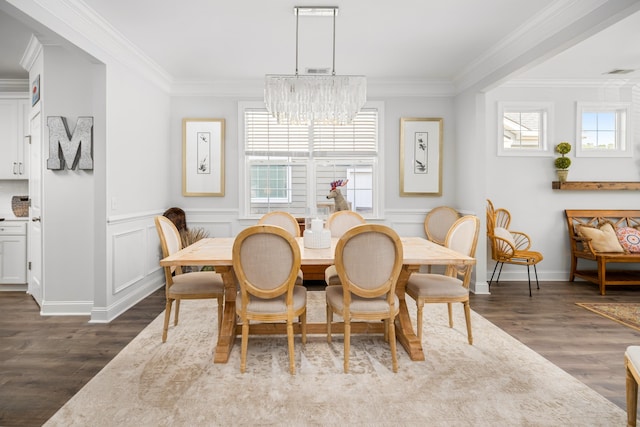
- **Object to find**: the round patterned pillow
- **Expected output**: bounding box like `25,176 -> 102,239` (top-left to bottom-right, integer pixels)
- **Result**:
615,227 -> 640,253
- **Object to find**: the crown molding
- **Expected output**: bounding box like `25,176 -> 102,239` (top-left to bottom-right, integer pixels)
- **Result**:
170,78 -> 457,98
502,78 -> 640,88
454,0 -> 640,93
9,0 -> 173,92
19,34 -> 43,72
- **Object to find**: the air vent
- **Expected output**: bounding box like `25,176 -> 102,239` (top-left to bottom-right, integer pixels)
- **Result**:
305,68 -> 331,75
605,69 -> 635,75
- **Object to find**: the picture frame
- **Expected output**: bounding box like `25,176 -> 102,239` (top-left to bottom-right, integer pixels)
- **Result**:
31,75 -> 40,106
400,117 -> 443,196
182,118 -> 225,196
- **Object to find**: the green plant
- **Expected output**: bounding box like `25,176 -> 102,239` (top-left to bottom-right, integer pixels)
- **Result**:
554,142 -> 572,170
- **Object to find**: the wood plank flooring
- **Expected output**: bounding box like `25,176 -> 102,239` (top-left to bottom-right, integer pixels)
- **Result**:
1,280 -> 639,426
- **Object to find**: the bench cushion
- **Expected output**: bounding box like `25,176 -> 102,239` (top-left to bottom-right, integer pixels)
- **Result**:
616,227 -> 640,253
577,222 -> 624,253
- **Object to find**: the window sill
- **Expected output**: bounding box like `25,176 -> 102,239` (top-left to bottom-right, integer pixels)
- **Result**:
551,181 -> 640,191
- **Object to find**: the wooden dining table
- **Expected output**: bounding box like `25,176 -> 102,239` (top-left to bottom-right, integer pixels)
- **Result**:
160,236 -> 475,363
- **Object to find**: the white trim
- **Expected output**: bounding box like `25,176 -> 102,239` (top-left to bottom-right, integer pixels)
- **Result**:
497,101 -> 554,157
575,102 -> 632,157
19,34 -> 42,72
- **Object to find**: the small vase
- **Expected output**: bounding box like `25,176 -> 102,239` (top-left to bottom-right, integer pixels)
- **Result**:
557,169 -> 569,183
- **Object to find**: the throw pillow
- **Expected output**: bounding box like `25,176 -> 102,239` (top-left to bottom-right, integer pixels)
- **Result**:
576,222 -> 624,253
493,227 -> 515,246
616,227 -> 640,253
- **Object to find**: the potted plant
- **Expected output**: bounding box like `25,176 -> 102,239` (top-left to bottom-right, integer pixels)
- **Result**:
554,142 -> 572,183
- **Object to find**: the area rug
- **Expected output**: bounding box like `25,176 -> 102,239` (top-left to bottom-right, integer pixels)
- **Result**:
45,292 -> 626,427
576,302 -> 640,332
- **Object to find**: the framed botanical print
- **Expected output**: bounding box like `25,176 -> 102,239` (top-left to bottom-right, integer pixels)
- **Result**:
400,117 -> 443,196
182,118 -> 225,196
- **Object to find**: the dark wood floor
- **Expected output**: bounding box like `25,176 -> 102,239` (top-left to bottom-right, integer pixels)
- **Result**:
1,280 -> 639,426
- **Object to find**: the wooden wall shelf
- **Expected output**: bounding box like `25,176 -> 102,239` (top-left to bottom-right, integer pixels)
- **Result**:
552,181 -> 640,191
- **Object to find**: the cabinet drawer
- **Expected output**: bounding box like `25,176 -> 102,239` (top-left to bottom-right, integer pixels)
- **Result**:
0,221 -> 27,235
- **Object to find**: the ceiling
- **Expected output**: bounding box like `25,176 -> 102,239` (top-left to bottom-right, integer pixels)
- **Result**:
1,1 -> 639,89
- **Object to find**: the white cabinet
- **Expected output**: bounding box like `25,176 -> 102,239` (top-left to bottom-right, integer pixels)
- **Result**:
0,98 -> 29,179
0,221 -> 27,284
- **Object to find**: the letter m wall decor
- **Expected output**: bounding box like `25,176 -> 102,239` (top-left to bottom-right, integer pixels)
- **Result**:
47,116 -> 94,170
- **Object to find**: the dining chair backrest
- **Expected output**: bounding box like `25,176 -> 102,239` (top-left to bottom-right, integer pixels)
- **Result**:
335,224 -> 403,298
155,215 -> 183,276
424,206 -> 461,246
326,210 -> 366,237
258,211 -> 301,237
233,224 -> 301,300
445,215 -> 480,287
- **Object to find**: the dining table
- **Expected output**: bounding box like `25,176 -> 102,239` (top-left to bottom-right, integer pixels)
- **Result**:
160,235 -> 476,363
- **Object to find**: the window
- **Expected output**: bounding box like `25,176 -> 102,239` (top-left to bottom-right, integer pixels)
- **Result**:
576,102 -> 631,157
497,102 -> 553,156
240,102 -> 383,218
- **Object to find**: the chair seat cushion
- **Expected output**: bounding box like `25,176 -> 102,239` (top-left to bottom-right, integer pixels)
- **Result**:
406,273 -> 467,298
324,265 -> 341,286
627,346 -> 640,370
325,285 -> 399,316
170,271 -> 225,296
236,285 -> 307,314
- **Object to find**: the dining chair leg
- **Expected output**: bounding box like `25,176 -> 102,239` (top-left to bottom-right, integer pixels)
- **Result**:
627,355 -> 638,427
174,299 -> 181,326
287,320 -> 295,375
301,311 -> 307,344
384,318 -> 389,342
344,318 -> 351,373
162,299 -> 173,343
526,266 -> 532,297
326,305 -> 332,343
240,321 -> 249,373
447,302 -> 453,328
389,315 -> 398,373
416,300 -> 424,343
534,264 -> 541,290
463,301 -> 473,345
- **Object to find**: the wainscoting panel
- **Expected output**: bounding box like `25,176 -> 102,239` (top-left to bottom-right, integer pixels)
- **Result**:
112,228 -> 146,294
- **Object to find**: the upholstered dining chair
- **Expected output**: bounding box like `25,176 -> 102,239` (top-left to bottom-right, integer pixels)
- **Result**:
326,224 -> 403,373
424,205 -> 461,246
258,211 -> 303,285
233,224 -> 307,375
486,201 -> 543,297
324,210 -> 366,286
406,215 -> 480,345
258,211 -> 301,237
154,215 -> 224,342
626,345 -> 640,426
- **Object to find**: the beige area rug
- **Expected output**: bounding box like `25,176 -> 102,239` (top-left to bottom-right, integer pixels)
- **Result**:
576,302 -> 640,332
46,292 -> 625,427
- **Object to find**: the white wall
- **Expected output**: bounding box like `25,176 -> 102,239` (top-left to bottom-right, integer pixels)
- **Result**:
40,45 -> 96,312
484,83 -> 640,281
169,95 -> 459,239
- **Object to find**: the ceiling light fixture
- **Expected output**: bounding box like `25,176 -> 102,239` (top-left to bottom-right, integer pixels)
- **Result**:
264,6 -> 366,125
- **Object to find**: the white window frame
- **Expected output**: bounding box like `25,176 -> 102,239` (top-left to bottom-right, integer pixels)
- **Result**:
249,160 -> 292,204
497,101 -> 554,157
576,102 -> 632,158
238,101 -> 385,219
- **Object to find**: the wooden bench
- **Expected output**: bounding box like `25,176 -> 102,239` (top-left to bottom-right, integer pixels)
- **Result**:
564,209 -> 640,295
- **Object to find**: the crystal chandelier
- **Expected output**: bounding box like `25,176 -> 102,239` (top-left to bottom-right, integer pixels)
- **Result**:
264,6 -> 366,125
